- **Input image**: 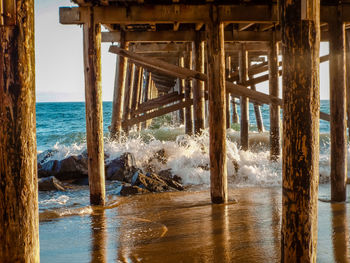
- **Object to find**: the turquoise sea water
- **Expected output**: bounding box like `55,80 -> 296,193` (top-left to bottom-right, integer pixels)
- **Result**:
36,100 -> 331,152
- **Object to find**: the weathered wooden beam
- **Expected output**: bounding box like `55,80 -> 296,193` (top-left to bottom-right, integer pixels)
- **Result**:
130,43 -> 187,53
206,5 -> 227,204
132,92 -> 184,115
329,12 -> 347,202
0,0 -> 39,261
281,0 -> 320,261
60,5 -> 279,25
109,45 -> 207,81
110,32 -> 128,138
83,8 -> 105,206
238,23 -> 255,31
268,34 -> 280,161
125,99 -> 192,127
249,73 -> 264,132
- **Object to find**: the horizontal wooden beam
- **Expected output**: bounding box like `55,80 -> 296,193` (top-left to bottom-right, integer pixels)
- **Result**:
60,5 -> 350,26
130,43 -> 188,53
60,5 -> 279,25
132,92 -> 184,115
125,99 -> 192,126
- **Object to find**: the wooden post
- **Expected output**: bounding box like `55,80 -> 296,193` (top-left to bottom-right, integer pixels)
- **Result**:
268,34 -> 280,160
178,57 -> 185,125
192,33 -> 205,133
110,31 -> 129,139
281,0 -> 320,261
225,56 -> 231,129
249,73 -> 264,132
239,45 -> 249,150
346,30 -> 350,141
142,70 -> 152,129
185,49 -> 193,135
83,8 -> 105,205
206,5 -> 227,204
0,0 -> 39,260
123,63 -> 135,134
136,67 -> 144,131
131,66 -> 141,130
231,63 -> 240,124
329,12 -> 347,202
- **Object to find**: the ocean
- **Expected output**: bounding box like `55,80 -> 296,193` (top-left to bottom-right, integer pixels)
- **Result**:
36,100 -> 350,262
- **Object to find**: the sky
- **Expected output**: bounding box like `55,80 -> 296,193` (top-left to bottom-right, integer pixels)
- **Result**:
35,1 -> 331,102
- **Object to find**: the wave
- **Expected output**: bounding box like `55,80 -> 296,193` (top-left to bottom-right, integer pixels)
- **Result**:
37,126 -> 342,187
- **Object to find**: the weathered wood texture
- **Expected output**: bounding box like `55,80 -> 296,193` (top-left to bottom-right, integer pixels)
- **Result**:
192,34 -> 205,133
178,57 -> 185,124
110,32 -> 128,139
83,8 -> 105,205
281,0 -> 320,261
239,46 -> 249,150
185,50 -> 193,135
0,0 -> 40,261
329,14 -> 347,202
206,5 -> 227,204
268,36 -> 280,161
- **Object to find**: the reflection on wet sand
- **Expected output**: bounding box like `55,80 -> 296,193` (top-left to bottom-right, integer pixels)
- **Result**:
39,186 -> 350,262
91,209 -> 107,263
331,203 -> 349,263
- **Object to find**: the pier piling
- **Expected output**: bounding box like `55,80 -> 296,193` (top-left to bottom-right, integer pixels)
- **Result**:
83,8 -> 105,206
0,0 -> 40,261
281,0 -> 320,260
206,5 -> 227,204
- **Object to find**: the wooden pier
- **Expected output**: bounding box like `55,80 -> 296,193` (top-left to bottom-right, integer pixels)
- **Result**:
1,0 -> 350,261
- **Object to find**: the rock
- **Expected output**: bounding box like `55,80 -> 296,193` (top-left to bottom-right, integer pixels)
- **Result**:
116,184 -> 149,196
38,176 -> 65,191
154,149 -> 167,164
106,152 -> 138,182
38,154 -> 88,181
37,149 -> 58,165
158,169 -> 184,190
131,171 -> 175,192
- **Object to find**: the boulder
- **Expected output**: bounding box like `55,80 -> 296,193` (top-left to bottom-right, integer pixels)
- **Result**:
157,169 -> 184,191
106,152 -> 139,182
131,171 -> 185,192
37,149 -> 58,165
38,176 -> 65,191
38,154 -> 88,181
116,184 -> 149,196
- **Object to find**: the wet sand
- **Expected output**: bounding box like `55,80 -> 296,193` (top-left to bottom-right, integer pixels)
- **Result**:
39,185 -> 350,262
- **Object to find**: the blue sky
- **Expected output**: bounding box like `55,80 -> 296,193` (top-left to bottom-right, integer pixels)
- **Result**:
35,1 -> 330,102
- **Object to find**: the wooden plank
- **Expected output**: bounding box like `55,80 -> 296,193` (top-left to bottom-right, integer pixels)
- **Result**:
0,0 -> 39,260
225,56 -> 231,129
329,13 -> 347,202
83,8 -> 105,206
281,0 -> 320,260
125,99 -> 192,126
206,5 -> 227,204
